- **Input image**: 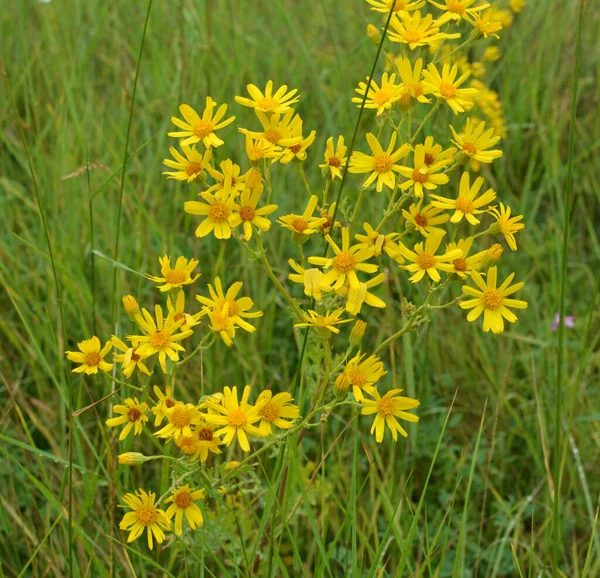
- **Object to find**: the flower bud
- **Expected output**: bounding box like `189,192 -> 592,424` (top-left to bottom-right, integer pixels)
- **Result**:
334,374 -> 350,395
349,320 -> 367,346
245,168 -> 262,190
480,243 -> 503,269
367,24 -> 381,46
118,452 -> 150,466
225,461 -> 240,472
122,295 -> 140,321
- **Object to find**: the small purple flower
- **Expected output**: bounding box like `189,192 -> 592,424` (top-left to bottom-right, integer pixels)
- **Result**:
551,312 -> 575,332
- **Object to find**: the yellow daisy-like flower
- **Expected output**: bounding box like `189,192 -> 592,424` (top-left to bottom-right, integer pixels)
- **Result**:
388,11 -> 460,50
128,305 -> 193,373
361,389 -> 419,442
397,230 -> 462,283
488,203 -> 524,251
156,403 -> 202,440
466,11 -> 503,39
450,118 -> 503,165
445,237 -> 486,278
319,202 -> 341,236
235,81 -> 300,114
294,308 -> 353,336
349,132 -> 411,192
319,136 -> 347,180
202,385 -> 264,452
354,222 -> 400,258
162,145 -> 212,183
398,144 -> 450,197
402,199 -> 450,236
422,63 -> 479,115
119,489 -> 170,550
184,190 -> 237,240
352,73 -> 402,116
166,292 -> 201,333
366,0 -> 425,13
256,390 -> 300,435
111,336 -> 152,378
245,134 -> 280,165
205,159 -> 247,199
395,57 -> 431,110
278,194 -> 328,237
207,303 -> 237,347
509,0 -> 525,13
106,398 -> 149,441
169,98 -> 235,148
430,0 -> 490,22
308,227 -> 379,290
151,385 -> 179,426
278,130 -> 317,164
421,136 -> 456,167
230,183 -> 278,241
430,172 -> 496,225
339,273 -> 387,316
288,260 -> 331,302
335,352 -> 387,402
146,255 -> 200,292
66,336 -> 113,375
165,485 -> 205,536
239,110 -> 303,148
460,266 -> 528,333
175,421 -> 222,463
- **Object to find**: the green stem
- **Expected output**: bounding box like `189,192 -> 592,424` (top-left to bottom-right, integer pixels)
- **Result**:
348,187 -> 367,236
410,100 -> 441,145
176,332 -> 217,367
298,163 -> 312,196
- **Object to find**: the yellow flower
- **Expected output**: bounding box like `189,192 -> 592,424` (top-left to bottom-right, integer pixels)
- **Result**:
445,237 -> 486,278
118,452 -> 150,466
128,305 -> 193,373
240,110 -> 303,148
151,385 -> 179,426
169,98 -> 235,148
146,255 -> 200,292
388,11 -> 460,50
166,292 -> 202,333
202,385 -> 264,452
66,336 -> 113,375
509,0 -> 526,13
208,303 -> 238,347
450,118 -> 502,165
230,183 -> 278,241
288,260 -> 331,301
175,421 -> 222,463
162,145 -> 212,183
235,80 -> 300,114
352,73 -> 402,116
430,0 -> 490,22
420,135 -> 456,167
294,309 -> 353,335
165,485 -> 205,536
205,159 -> 247,199
398,144 -> 450,197
308,227 -> 379,290
278,194 -> 328,237
366,0 -> 425,13
320,136 -> 347,180
402,199 -> 450,236
277,130 -> 317,164
319,202 -> 341,236
397,230 -> 462,283
339,273 -> 387,316
361,389 -> 419,442
256,390 -> 300,435
119,489 -> 171,549
106,398 -> 149,441
488,203 -> 524,251
335,352 -> 387,402
111,336 -> 152,378
350,320 -> 367,345
430,172 -> 496,225
156,403 -> 202,440
349,132 -> 411,192
422,63 -> 479,115
395,57 -> 431,110
460,266 -> 527,333
483,46 -> 502,61
354,223 -> 400,258
245,134 -> 280,165
466,11 -> 503,39
184,190 -> 237,240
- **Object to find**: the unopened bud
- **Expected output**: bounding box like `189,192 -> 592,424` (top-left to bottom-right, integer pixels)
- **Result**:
225,461 -> 240,472
118,452 -> 150,466
349,320 -> 367,345
367,24 -> 381,46
246,168 -> 262,190
481,243 -> 503,269
334,374 -> 351,396
122,295 -> 140,321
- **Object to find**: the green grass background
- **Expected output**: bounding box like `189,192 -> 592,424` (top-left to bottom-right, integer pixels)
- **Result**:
1,0 -> 599,576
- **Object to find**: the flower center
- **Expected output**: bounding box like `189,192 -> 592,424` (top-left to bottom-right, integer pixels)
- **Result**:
448,0 -> 465,13
150,331 -> 169,349
414,213 -> 428,227
372,89 -> 392,105
239,206 -> 255,222
462,142 -> 477,155
193,120 -> 213,139
484,290 -> 502,310
328,156 -> 341,167
455,196 -> 474,213
259,402 -> 280,423
403,30 -> 421,44
197,427 -> 214,441
417,251 -> 436,270
165,398 -> 175,408
291,218 -> 308,233
398,91 -> 412,106
332,251 -> 356,273
178,437 -> 198,454
185,161 -> 202,176
411,168 -> 428,183
228,409 -> 247,428
257,97 -> 278,111
174,491 -> 192,510
347,368 -> 366,387
408,82 -> 423,97
131,350 -> 141,361
393,0 -> 406,10
170,407 -> 192,429
127,408 -> 142,422
208,201 -> 230,223
135,504 -> 158,527
288,143 -> 302,154
174,312 -> 185,322
165,270 -> 187,285
439,82 -> 457,99
373,153 -> 393,173
453,258 -> 467,272
84,352 -> 101,366
424,153 -> 435,166
377,397 -> 396,418
264,129 -> 282,144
